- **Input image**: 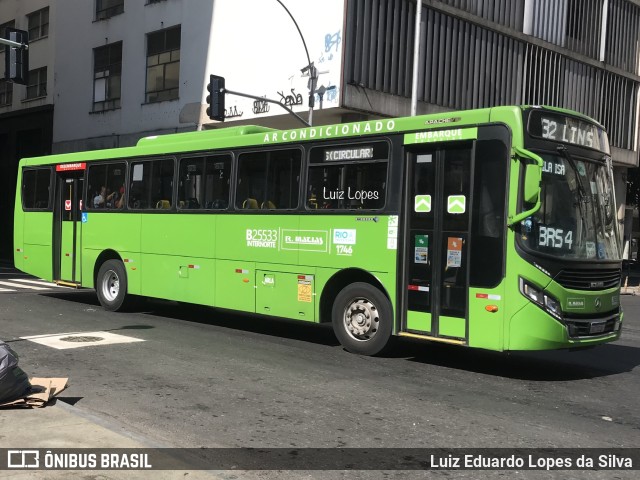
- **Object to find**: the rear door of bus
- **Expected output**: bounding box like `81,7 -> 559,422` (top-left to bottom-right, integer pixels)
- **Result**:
53,163 -> 85,285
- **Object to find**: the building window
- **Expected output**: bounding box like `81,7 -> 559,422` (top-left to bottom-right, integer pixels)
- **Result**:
25,67 -> 47,99
27,7 -> 49,40
96,0 -> 124,21
0,80 -> 13,106
145,25 -> 180,103
0,20 -> 15,38
93,42 -> 122,112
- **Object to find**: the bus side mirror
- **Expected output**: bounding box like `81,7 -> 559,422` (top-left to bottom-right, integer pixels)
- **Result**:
523,163 -> 541,204
508,147 -> 543,227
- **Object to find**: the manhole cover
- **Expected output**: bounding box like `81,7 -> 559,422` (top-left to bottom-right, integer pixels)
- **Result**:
59,335 -> 104,343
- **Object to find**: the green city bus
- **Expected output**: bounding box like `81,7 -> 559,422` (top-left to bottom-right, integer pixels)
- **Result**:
14,105 -> 622,355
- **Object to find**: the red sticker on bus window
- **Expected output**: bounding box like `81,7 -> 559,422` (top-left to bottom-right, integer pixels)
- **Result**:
64,199 -> 72,211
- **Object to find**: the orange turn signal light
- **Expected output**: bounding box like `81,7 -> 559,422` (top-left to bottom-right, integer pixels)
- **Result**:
485,305 -> 499,313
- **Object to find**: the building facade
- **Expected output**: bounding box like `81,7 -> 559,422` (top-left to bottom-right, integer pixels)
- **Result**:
0,0 -> 53,261
343,0 -> 640,254
1,0 -> 639,261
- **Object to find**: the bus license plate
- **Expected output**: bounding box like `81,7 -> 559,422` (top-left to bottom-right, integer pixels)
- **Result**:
590,322 -> 606,334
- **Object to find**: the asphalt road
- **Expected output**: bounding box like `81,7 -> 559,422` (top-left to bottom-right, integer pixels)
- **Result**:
1,279 -> 639,478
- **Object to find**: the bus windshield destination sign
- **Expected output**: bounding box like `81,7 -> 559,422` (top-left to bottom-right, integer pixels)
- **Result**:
528,111 -> 608,153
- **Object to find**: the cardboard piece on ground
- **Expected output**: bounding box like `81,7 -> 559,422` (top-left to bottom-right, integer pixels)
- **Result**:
0,377 -> 68,408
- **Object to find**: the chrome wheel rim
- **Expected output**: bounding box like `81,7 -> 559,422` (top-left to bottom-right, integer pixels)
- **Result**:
343,298 -> 380,342
101,269 -> 120,302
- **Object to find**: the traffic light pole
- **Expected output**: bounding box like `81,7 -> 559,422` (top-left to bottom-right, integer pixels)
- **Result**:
0,37 -> 28,49
222,88 -> 311,127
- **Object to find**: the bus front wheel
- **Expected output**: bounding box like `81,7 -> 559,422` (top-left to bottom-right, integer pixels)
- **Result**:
332,282 -> 392,356
96,260 -> 129,312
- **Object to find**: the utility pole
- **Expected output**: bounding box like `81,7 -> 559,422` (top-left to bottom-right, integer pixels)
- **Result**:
410,0 -> 423,116
274,0 -> 315,125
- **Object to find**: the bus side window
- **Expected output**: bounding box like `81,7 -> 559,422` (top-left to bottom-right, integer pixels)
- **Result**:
130,159 -> 174,210
306,141 -> 388,210
87,163 -> 125,210
22,168 -> 52,210
235,149 -> 301,210
204,156 -> 231,209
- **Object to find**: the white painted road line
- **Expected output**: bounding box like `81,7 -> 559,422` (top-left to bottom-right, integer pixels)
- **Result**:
0,281 -> 50,290
9,278 -> 64,288
0,287 -> 16,292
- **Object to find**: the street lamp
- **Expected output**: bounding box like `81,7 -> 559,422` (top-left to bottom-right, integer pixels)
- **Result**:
274,0 -> 317,125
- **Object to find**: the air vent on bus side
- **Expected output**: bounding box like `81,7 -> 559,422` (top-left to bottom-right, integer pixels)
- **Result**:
554,268 -> 621,291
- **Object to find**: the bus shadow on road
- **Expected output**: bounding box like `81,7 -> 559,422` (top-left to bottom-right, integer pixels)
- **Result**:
40,292 -> 638,379
141,299 -> 341,348
398,339 -> 640,380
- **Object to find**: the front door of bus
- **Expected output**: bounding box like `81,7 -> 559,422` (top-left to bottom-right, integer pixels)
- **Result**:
54,170 -> 84,284
404,143 -> 472,341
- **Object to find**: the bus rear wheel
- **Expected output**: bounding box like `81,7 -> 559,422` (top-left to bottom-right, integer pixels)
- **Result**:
96,259 -> 128,312
332,282 -> 392,356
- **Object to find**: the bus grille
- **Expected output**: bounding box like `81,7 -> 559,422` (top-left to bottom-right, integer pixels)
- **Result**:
564,311 -> 620,338
555,268 -> 621,291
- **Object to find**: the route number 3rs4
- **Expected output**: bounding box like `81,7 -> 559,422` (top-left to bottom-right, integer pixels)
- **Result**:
539,227 -> 573,249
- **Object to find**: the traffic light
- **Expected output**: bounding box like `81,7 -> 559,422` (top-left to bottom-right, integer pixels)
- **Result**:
206,75 -> 225,121
4,28 -> 29,85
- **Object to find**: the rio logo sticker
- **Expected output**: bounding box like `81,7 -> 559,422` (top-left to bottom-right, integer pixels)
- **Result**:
333,229 -> 356,245
333,229 -> 356,256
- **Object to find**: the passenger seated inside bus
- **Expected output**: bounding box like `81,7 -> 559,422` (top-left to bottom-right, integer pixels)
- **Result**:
93,186 -> 106,208
94,186 -> 117,208
261,200 -> 276,209
115,185 -> 125,209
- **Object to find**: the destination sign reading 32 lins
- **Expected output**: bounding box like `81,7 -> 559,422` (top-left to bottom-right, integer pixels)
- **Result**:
529,111 -> 608,153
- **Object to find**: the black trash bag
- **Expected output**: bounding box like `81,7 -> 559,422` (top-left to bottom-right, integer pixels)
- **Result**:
0,341 -> 31,404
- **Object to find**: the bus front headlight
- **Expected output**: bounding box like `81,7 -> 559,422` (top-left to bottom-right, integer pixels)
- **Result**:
519,278 -> 543,305
544,294 -> 562,319
519,277 -> 563,320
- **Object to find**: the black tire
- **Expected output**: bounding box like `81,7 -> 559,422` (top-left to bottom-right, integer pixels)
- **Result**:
332,282 -> 393,356
96,259 -> 129,312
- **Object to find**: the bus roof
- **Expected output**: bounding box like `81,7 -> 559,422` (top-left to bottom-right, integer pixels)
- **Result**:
20,105 -> 602,167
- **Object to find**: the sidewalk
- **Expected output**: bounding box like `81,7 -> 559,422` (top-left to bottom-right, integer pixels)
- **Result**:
0,402 -> 218,479
621,267 -> 640,295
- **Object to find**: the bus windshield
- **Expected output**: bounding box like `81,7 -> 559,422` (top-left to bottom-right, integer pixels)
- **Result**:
519,152 -> 621,261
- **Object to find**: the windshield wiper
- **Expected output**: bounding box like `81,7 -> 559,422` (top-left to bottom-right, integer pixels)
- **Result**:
556,145 -> 590,248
